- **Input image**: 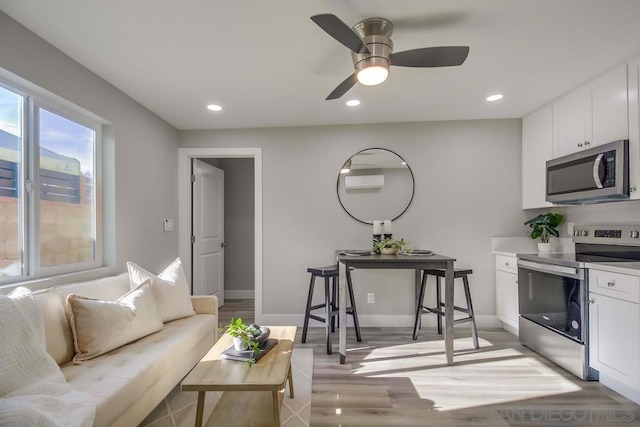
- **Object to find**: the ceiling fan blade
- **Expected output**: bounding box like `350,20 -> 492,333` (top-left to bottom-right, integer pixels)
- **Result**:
326,74 -> 358,100
311,14 -> 370,54
391,46 -> 469,67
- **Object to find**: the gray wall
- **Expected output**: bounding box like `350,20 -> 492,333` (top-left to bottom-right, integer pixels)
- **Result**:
0,11 -> 179,285
180,119 -> 526,325
219,158 -> 255,299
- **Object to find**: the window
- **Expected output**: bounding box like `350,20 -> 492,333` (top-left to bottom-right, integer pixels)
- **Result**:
0,80 -> 101,283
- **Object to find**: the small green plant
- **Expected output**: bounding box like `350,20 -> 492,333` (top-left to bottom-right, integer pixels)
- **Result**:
524,213 -> 564,243
373,237 -> 409,254
224,317 -> 261,366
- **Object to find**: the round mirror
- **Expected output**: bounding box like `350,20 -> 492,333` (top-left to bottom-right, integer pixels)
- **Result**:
336,148 -> 415,224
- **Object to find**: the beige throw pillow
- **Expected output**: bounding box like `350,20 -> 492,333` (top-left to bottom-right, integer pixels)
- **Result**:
67,280 -> 163,364
127,258 -> 195,323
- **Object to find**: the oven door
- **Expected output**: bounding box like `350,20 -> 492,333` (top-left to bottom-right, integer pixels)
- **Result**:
517,259 -> 586,343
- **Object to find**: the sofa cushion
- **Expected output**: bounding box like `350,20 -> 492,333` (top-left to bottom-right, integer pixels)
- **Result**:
34,290 -> 74,365
67,280 -> 164,363
53,273 -> 131,303
33,273 -> 132,366
127,258 -> 195,322
62,313 -> 216,427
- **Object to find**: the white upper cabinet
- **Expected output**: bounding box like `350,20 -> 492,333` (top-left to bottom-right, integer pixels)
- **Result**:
522,105 -> 553,209
552,64 -> 629,158
629,56 -> 640,199
592,64 -> 629,146
553,86 -> 590,157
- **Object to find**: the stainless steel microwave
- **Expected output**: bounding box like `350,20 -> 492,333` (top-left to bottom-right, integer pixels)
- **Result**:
546,139 -> 629,204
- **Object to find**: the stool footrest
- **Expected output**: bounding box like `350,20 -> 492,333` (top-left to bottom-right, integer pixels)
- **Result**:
419,304 -> 471,315
307,314 -> 327,323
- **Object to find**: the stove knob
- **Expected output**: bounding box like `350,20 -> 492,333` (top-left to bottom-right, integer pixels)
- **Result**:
581,230 -> 588,237
573,230 -> 579,237
631,231 -> 640,239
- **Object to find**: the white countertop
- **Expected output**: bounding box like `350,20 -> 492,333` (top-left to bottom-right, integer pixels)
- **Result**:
492,237 -> 574,256
585,262 -> 640,276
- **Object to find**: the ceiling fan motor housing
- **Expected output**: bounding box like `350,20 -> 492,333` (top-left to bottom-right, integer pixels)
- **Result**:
351,18 -> 394,74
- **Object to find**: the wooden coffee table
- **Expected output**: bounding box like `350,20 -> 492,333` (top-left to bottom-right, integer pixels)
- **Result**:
181,326 -> 297,427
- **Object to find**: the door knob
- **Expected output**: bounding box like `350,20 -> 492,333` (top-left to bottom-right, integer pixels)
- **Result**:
221,242 -> 226,248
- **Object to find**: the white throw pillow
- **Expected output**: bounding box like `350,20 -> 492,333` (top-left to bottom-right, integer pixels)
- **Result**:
127,258 -> 195,323
67,280 -> 163,364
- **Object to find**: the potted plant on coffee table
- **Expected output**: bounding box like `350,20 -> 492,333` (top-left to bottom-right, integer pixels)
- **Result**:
225,318 -> 269,366
524,212 -> 564,252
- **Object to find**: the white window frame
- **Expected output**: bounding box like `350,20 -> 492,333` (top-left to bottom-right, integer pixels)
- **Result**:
0,77 -> 103,283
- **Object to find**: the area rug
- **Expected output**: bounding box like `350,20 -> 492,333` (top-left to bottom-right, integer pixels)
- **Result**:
140,348 -> 313,427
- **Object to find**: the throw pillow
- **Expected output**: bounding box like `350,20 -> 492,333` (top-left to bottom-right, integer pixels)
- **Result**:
67,280 -> 163,364
127,258 -> 195,322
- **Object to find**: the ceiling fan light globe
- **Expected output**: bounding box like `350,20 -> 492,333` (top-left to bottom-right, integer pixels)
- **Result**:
357,66 -> 389,86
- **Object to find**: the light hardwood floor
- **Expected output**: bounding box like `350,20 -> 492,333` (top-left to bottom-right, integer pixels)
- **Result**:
220,300 -> 640,426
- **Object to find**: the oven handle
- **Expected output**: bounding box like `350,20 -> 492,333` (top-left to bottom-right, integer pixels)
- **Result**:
517,259 -> 584,280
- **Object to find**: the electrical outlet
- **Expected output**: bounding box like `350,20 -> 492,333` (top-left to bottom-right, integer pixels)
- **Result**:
367,293 -> 375,304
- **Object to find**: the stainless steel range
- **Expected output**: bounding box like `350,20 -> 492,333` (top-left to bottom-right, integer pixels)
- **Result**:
517,223 -> 640,380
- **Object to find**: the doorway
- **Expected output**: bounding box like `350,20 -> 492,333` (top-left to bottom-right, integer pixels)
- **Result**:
178,147 -> 263,323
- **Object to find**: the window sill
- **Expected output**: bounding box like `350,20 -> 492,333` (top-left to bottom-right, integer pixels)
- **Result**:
0,266 -> 120,294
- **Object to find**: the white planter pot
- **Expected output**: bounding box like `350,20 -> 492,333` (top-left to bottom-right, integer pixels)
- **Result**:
233,337 -> 248,351
537,242 -> 551,253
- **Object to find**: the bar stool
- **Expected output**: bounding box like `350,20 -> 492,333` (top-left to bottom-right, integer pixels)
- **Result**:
301,265 -> 361,354
412,268 -> 479,349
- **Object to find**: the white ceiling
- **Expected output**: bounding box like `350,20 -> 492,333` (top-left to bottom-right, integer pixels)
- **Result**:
2,0 -> 640,131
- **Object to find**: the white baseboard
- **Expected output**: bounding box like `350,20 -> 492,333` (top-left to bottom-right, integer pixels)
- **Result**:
225,290 -> 255,299
257,313 -> 501,329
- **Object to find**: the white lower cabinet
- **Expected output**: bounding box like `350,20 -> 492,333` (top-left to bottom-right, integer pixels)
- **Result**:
589,269 -> 640,403
496,254 -> 519,334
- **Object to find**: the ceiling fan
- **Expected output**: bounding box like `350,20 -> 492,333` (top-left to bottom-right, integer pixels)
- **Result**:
310,13 -> 470,100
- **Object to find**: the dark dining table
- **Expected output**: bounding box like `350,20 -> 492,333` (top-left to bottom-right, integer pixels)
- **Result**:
336,250 -> 457,365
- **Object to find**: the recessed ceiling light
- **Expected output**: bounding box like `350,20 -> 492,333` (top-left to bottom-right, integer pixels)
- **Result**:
206,104 -> 223,111
486,94 -> 503,102
346,99 -> 361,107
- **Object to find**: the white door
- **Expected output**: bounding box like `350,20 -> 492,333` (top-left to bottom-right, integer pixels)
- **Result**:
192,159 -> 224,306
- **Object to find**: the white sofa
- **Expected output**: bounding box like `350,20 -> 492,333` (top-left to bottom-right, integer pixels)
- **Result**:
33,273 -> 218,427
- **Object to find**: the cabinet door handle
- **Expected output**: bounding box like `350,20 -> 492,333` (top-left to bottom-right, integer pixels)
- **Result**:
505,261 -> 509,266
607,281 -> 615,287
588,298 -> 595,305
577,142 -> 584,147
584,141 -> 590,146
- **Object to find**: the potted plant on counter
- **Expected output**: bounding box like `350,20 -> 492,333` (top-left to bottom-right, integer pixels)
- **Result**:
524,212 -> 564,252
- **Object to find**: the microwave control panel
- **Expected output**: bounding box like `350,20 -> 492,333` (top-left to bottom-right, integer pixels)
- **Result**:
603,154 -> 616,187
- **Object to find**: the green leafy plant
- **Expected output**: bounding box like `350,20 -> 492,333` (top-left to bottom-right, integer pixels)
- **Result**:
524,213 -> 564,243
224,317 -> 261,366
373,237 -> 409,254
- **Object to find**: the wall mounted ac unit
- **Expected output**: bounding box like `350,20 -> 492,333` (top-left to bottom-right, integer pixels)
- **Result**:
344,175 -> 384,190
